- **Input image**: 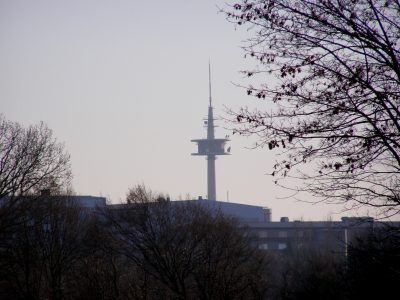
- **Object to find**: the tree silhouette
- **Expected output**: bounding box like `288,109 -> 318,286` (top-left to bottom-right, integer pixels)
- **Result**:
103,184 -> 274,299
223,0 -> 400,217
0,196 -> 88,300
0,115 -> 72,198
0,115 -> 72,236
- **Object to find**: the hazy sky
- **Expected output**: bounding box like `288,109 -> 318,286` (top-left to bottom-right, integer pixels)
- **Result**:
1,0 -> 367,221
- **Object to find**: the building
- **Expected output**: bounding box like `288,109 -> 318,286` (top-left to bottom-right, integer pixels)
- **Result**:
174,199 -> 379,253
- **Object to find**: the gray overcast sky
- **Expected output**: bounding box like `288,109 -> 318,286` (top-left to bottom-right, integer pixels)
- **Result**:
1,0 -> 366,221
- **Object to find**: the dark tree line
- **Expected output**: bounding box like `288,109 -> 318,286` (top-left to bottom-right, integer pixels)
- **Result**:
222,0 -> 400,217
2,183 -> 399,300
271,221 -> 400,300
0,184 -> 276,300
345,224 -> 400,300
102,184 -> 275,300
0,196 -> 89,300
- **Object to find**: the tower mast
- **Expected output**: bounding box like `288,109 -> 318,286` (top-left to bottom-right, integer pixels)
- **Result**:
209,61 -> 212,107
191,64 -> 231,200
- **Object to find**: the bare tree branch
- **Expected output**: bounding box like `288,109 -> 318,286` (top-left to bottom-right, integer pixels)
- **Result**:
222,0 -> 400,217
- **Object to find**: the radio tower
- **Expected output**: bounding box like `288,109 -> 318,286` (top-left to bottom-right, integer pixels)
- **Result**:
191,64 -> 231,200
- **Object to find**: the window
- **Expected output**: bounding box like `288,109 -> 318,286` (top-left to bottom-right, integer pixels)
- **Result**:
259,231 -> 268,237
298,231 -> 307,237
279,243 -> 287,250
278,231 -> 287,237
259,243 -> 268,250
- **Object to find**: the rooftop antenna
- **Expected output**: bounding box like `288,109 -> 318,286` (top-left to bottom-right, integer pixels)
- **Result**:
209,59 -> 212,107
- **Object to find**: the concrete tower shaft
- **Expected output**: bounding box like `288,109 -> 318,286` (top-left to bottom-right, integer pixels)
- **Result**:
207,155 -> 216,201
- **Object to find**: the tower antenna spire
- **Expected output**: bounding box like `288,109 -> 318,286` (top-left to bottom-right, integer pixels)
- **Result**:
209,60 -> 212,107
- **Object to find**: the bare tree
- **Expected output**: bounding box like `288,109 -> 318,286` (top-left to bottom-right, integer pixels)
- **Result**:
222,0 -> 400,217
277,230 -> 348,300
0,195 -> 88,300
73,214 -> 150,300
191,215 -> 273,300
0,115 -> 72,236
0,115 -> 72,197
345,222 -> 400,299
104,184 -> 274,299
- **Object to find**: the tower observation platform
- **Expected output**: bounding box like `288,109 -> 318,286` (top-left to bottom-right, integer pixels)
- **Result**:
191,64 -> 231,200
